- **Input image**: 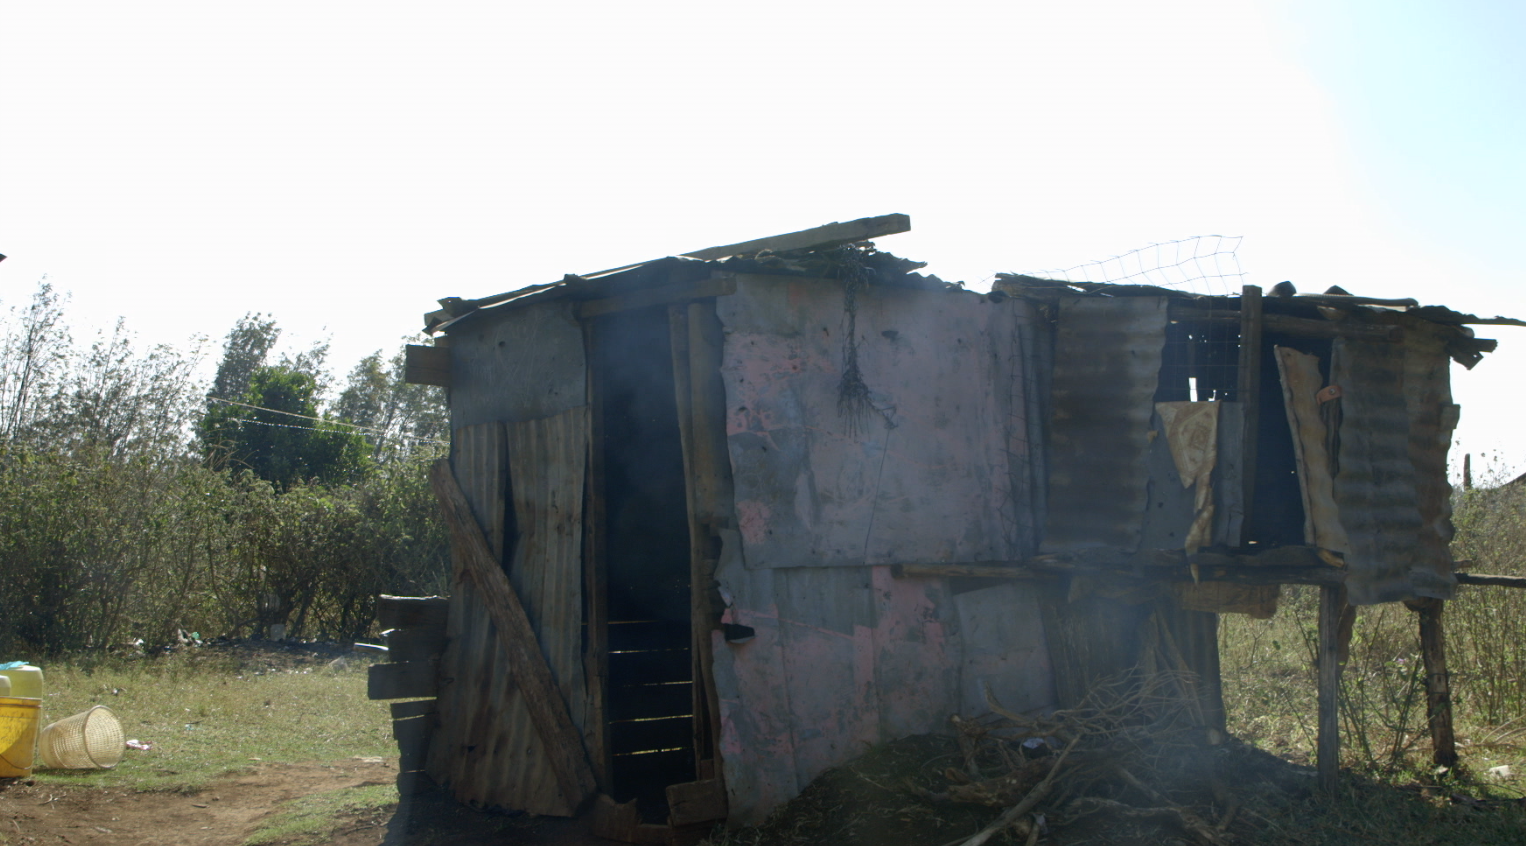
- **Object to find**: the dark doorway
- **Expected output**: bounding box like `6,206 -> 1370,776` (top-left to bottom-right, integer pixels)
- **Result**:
591,305 -> 696,820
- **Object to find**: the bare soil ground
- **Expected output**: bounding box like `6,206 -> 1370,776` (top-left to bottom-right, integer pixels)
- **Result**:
5,736 -> 1526,846
0,757 -> 621,846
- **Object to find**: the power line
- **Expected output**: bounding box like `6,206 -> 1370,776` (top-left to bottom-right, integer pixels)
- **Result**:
210,397 -> 446,444
223,415 -> 446,445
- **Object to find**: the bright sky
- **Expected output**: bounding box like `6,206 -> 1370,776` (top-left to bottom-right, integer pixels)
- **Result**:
2,1 -> 1521,479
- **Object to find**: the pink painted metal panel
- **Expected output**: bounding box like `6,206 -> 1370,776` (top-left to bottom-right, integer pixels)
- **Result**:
871,566 -> 960,738
718,278 -> 1022,569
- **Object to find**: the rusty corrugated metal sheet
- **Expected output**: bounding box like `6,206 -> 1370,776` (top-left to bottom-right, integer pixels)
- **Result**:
1401,320 -> 1459,598
1042,297 -> 1169,551
1331,337 -> 1431,605
427,409 -> 591,816
1007,305 -> 1050,557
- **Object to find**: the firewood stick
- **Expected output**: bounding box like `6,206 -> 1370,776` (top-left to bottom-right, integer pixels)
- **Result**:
954,736 -> 1080,846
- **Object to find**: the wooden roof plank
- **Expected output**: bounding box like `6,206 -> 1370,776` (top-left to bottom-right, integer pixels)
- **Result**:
681,213 -> 910,262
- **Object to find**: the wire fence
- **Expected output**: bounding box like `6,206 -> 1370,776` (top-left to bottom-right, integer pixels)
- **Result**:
1024,235 -> 1246,298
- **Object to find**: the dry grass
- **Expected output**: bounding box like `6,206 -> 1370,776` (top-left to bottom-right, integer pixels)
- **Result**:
28,643 -> 396,794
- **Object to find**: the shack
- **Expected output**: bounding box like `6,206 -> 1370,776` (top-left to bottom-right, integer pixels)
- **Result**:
369,215 -> 1517,841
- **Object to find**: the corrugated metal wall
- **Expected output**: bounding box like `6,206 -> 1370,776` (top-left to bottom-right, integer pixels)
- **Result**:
1331,337 -> 1433,605
1043,297 -> 1169,552
1401,321 -> 1459,598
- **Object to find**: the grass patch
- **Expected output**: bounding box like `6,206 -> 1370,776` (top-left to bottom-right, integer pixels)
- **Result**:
25,645 -> 395,793
244,782 -> 397,845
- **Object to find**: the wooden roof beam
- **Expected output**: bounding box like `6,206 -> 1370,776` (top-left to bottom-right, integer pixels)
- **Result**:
681,213 -> 911,262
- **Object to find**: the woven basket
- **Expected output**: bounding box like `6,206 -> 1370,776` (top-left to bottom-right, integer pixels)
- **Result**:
38,705 -> 123,769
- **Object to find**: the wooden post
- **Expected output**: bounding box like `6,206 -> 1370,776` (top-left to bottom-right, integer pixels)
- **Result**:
669,300 -> 729,770
1317,584 -> 1343,793
1237,285 -> 1263,547
1409,597 -> 1458,770
583,322 -> 612,790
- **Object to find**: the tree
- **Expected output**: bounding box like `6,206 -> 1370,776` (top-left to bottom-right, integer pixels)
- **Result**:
46,320 -> 206,458
0,281 -> 71,444
199,365 -> 370,488
209,313 -> 279,402
334,342 -> 448,461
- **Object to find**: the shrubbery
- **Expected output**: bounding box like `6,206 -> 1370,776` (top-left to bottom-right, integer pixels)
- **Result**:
0,284 -> 450,657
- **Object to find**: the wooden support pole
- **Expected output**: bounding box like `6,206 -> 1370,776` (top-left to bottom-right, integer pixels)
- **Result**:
680,301 -> 730,769
1237,286 -> 1262,547
1317,584 -> 1344,793
1456,572 -> 1526,588
582,323 -> 612,791
429,459 -> 599,810
1408,597 -> 1458,770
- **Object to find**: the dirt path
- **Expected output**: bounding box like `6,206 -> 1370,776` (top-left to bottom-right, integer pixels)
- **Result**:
0,759 -> 619,846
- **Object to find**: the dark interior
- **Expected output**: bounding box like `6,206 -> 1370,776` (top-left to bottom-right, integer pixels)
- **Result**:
1154,311 -> 1333,548
592,305 -> 696,820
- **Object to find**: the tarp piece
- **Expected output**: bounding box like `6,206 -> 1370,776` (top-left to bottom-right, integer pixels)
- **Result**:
717,277 -> 1032,569
1156,401 -> 1219,551
1043,297 -> 1169,552
1331,338 -> 1437,605
1274,347 -> 1351,554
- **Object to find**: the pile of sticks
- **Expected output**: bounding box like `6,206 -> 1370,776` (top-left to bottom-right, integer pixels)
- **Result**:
920,671 -> 1240,846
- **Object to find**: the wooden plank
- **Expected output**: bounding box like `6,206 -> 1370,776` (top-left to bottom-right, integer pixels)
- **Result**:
591,794 -> 668,845
577,276 -> 737,320
429,459 -> 599,810
397,727 -> 430,771
609,682 -> 694,722
1408,598 -> 1457,769
376,595 -> 448,630
1237,285 -> 1262,547
891,563 -> 1051,580
403,344 -> 452,387
684,301 -> 729,767
666,779 -> 728,826
890,547 -> 1348,585
583,318 -> 612,791
396,771 -> 433,796
610,715 -> 694,756
1211,401 -> 1246,546
367,661 -> 437,700
390,699 -> 436,720
1317,585 -> 1344,793
608,650 -> 693,686
385,626 -> 448,663
393,711 -> 433,746
668,303 -> 706,768
681,213 -> 910,261
1186,308 -> 1404,342
608,620 -> 692,652
502,409 -> 593,801
1457,573 -> 1526,588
